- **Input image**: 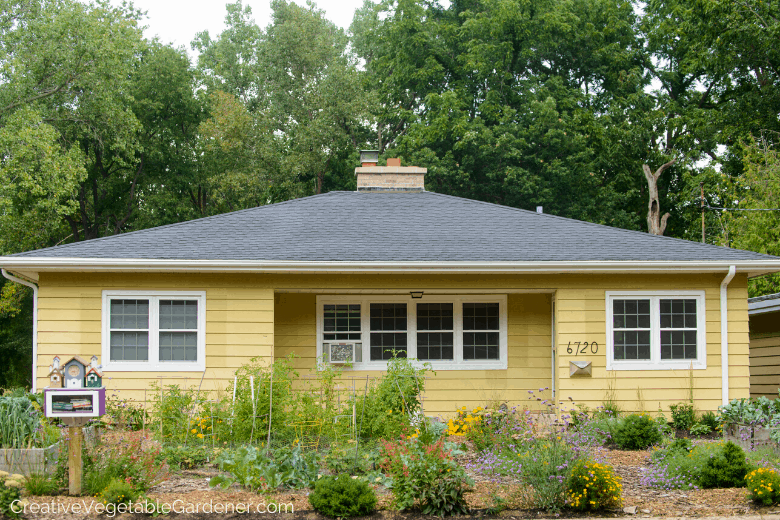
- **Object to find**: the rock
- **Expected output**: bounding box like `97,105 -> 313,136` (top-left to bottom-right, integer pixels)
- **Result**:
623,506 -> 638,514
640,509 -> 651,514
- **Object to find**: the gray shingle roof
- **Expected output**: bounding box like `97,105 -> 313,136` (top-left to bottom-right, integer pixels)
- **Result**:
9,191 -> 778,262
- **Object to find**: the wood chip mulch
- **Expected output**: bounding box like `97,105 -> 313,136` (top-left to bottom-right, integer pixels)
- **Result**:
17,434 -> 780,519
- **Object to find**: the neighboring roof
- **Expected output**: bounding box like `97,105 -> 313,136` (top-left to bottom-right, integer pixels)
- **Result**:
2,191 -> 780,276
749,293 -> 780,315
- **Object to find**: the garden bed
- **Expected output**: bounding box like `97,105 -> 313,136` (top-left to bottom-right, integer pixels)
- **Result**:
15,438 -> 780,519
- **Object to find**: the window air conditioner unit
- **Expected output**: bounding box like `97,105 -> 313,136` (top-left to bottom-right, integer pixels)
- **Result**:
323,342 -> 362,364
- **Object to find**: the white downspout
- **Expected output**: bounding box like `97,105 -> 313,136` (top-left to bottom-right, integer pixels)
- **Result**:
2,269 -> 38,393
721,265 -> 736,406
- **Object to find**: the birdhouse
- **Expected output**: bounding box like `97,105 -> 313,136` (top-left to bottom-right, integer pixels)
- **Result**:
85,356 -> 103,388
61,356 -> 90,389
47,356 -> 64,388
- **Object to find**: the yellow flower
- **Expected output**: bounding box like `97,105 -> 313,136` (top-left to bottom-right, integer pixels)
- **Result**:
191,428 -> 197,434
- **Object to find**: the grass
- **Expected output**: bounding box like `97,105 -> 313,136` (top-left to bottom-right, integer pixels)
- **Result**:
23,473 -> 58,496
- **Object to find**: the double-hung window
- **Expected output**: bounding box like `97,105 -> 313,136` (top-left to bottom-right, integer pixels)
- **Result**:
606,291 -> 706,370
317,295 -> 507,370
102,291 -> 206,371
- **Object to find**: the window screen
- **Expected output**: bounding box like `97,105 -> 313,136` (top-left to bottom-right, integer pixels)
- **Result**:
612,299 -> 651,360
109,299 -> 149,361
324,304 -> 362,341
159,300 -> 198,361
417,303 -> 454,360
660,299 -> 698,359
370,303 -> 407,360
462,303 -> 499,360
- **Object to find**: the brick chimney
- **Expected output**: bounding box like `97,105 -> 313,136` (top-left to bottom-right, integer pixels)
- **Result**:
356,150 -> 426,192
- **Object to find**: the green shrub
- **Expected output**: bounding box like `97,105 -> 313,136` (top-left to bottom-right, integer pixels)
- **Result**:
0,475 -> 22,519
379,436 -> 472,516
666,437 -> 693,454
669,403 -> 696,431
746,468 -> 780,505
210,445 -> 319,492
612,414 -> 663,450
160,444 -> 213,469
23,472 -> 58,495
355,355 -> 431,440
97,478 -> 139,507
700,411 -> 720,432
517,436 -> 587,512
309,475 -> 377,517
689,423 -> 712,436
81,436 -> 167,495
699,441 -> 752,488
566,460 -> 622,511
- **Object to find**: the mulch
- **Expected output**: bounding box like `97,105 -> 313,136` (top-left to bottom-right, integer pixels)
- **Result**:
16,433 -> 780,519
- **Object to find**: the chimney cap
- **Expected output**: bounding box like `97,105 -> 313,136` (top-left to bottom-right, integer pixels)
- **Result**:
360,150 -> 379,165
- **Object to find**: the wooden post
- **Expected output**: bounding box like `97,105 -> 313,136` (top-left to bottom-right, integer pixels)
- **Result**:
68,425 -> 82,495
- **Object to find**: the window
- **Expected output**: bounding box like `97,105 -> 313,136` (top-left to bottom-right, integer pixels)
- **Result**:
102,291 -> 206,371
463,303 -> 500,360
370,303 -> 407,360
317,295 -> 507,370
417,303 -> 453,360
606,292 -> 706,370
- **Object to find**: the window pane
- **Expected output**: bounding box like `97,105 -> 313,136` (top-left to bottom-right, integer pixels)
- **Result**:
160,332 -> 197,361
463,332 -> 499,360
159,300 -> 198,329
324,304 -> 361,332
661,329 -> 697,360
110,299 -> 149,329
324,333 -> 362,341
417,303 -> 453,331
417,332 -> 454,360
369,332 -> 407,360
463,303 -> 499,331
660,299 -> 697,330
613,330 -> 651,360
612,299 -> 650,330
370,304 -> 407,331
110,331 -> 148,361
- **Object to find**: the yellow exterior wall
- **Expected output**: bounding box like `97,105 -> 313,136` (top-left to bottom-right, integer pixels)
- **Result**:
35,271 -> 750,415
36,273 -> 274,397
273,292 -> 553,416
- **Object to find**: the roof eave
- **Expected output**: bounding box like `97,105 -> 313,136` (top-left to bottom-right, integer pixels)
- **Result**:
3,257 -> 780,281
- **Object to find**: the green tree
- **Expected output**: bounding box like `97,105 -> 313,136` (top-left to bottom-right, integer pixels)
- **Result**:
724,136 -> 780,296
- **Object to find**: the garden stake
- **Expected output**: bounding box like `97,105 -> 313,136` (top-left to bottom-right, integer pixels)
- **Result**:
354,375 -> 369,472
249,375 -> 256,444
184,371 -> 206,447
266,371 -> 274,449
230,375 -> 237,436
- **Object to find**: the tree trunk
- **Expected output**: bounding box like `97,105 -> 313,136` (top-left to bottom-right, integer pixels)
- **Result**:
642,159 -> 676,236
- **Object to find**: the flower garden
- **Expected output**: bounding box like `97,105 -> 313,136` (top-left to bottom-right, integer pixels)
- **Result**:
3,356 -> 780,518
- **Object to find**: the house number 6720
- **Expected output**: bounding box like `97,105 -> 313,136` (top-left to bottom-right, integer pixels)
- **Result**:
566,341 -> 598,355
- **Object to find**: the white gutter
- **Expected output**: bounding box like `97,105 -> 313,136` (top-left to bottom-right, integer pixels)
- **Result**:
2,269 -> 38,393
1,258 -> 780,277
720,265 -> 736,406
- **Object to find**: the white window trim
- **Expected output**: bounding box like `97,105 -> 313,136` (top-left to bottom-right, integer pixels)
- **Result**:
316,294 -> 508,371
102,290 -> 206,372
605,291 -> 707,371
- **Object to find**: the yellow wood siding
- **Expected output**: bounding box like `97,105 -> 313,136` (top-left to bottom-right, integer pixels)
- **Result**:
750,334 -> 780,398
35,271 -> 749,415
36,273 -> 273,397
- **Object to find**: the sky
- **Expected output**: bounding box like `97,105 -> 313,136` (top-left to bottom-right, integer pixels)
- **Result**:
119,0 -> 365,52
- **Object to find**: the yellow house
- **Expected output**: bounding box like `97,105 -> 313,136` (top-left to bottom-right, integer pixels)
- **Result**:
2,156 -> 780,416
